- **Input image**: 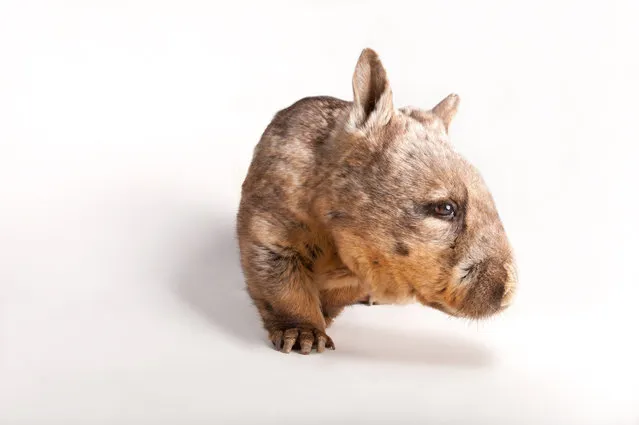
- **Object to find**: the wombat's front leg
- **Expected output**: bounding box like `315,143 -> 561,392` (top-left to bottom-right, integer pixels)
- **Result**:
245,243 -> 335,354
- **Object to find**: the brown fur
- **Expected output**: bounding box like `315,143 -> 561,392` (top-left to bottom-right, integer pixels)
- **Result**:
236,48 -> 517,354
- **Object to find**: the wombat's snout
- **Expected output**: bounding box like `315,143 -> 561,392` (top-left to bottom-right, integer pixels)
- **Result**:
459,257 -> 516,318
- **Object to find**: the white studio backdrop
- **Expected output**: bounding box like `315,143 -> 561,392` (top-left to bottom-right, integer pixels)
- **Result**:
1,1 -> 638,424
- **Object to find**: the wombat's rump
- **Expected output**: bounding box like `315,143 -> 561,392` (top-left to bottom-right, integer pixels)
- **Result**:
236,48 -> 516,354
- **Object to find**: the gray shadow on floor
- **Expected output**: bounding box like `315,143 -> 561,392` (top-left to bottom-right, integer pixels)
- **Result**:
173,214 -> 494,368
329,323 -> 495,368
173,216 -> 263,346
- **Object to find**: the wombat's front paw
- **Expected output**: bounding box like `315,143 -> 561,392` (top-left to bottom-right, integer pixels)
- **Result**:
269,327 -> 335,354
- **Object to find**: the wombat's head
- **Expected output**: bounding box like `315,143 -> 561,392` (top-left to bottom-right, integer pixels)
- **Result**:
318,48 -> 516,319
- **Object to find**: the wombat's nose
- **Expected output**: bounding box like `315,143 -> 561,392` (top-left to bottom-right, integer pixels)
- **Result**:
460,258 -> 511,318
490,281 -> 506,305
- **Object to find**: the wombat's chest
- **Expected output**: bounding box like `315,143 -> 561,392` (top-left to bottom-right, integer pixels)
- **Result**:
312,248 -> 416,306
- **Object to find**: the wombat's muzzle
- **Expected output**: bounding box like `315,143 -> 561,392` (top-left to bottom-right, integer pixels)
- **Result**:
459,257 -> 513,318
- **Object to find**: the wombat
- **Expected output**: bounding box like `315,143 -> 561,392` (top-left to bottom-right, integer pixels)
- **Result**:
236,48 -> 516,354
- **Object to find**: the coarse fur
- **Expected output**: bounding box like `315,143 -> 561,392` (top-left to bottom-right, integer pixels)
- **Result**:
236,48 -> 517,354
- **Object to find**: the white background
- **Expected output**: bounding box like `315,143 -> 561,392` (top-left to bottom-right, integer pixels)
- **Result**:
1,1 -> 638,424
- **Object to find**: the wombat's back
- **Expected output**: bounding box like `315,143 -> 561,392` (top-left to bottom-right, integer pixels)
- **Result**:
239,96 -> 350,222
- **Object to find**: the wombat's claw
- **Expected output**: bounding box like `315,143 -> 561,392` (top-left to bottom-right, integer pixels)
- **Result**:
270,328 -> 335,354
356,295 -> 377,306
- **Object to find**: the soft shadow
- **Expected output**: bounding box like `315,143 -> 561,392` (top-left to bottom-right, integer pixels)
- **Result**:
173,217 -> 263,346
329,322 -> 495,368
173,215 -> 494,367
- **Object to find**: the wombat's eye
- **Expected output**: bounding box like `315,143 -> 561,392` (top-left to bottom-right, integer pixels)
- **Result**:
415,201 -> 458,220
433,202 -> 456,218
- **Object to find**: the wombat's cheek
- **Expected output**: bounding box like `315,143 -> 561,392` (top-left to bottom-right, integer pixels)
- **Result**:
330,231 -> 375,277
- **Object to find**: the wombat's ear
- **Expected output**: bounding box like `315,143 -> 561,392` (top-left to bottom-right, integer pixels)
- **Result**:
432,93 -> 460,132
348,48 -> 394,132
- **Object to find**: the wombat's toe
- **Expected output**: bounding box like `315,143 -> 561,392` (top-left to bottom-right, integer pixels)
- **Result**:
356,295 -> 378,306
269,327 -> 334,354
